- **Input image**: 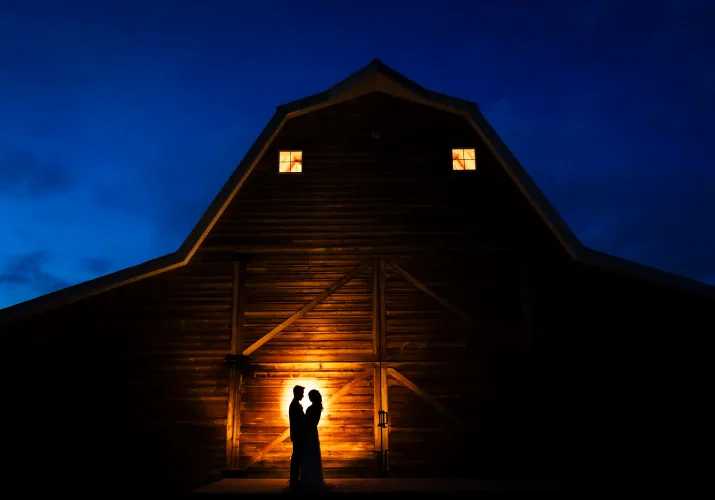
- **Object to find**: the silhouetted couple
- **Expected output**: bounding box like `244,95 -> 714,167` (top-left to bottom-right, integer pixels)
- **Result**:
289,385 -> 324,489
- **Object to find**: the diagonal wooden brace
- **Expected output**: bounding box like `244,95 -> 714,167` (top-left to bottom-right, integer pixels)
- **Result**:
387,261 -> 476,326
387,368 -> 464,425
242,260 -> 369,356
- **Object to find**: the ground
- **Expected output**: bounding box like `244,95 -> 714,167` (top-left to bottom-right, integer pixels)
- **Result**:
191,478 -> 565,496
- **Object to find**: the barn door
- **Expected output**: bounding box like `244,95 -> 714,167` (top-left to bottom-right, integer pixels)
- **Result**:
230,256 -> 380,476
373,257 -> 477,477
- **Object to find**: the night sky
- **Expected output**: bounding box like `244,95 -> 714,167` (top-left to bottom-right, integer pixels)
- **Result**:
1,0 -> 713,309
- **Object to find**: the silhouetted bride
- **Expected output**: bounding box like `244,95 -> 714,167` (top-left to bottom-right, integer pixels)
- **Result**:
301,389 -> 324,487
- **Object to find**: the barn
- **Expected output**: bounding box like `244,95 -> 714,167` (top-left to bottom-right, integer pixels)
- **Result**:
1,59 -> 713,493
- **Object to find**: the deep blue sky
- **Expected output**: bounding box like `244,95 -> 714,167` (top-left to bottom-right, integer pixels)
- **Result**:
1,0 -> 713,308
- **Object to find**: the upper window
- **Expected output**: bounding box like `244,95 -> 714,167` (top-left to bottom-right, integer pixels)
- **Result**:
452,148 -> 476,170
279,151 -> 302,173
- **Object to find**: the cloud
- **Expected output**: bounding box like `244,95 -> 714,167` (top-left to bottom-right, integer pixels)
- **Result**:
0,150 -> 73,198
589,170 -> 715,284
80,257 -> 114,276
0,251 -> 69,293
481,78 -> 715,287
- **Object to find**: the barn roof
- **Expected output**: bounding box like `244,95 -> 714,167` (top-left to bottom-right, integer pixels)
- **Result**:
2,59 -> 713,325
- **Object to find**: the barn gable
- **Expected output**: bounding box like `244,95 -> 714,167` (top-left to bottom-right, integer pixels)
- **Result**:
1,58 -> 713,326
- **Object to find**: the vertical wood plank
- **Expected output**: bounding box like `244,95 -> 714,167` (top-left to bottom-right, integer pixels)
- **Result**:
231,372 -> 243,470
235,260 -> 248,353
226,258 -> 247,470
372,259 -> 380,356
226,370 -> 238,468
380,365 -> 390,471
373,366 -> 381,454
372,259 -> 383,472
379,259 -> 387,361
230,261 -> 241,355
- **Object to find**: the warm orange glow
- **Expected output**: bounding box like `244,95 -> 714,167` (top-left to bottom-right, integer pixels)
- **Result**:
452,148 -> 476,170
281,378 -> 327,424
279,150 -> 302,173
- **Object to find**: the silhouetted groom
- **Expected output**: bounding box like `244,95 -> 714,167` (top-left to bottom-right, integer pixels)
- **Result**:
289,385 -> 306,487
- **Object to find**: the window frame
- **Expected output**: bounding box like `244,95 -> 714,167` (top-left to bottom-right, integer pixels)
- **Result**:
278,150 -> 303,173
451,148 -> 476,171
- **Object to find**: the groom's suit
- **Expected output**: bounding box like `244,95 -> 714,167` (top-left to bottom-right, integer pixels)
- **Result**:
289,399 -> 306,483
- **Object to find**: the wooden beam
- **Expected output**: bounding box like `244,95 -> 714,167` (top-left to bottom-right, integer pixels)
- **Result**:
373,366 -> 381,454
244,368 -> 373,468
380,366 -> 389,473
226,259 -> 247,469
387,261 -> 475,326
200,244 -> 513,255
372,260 -> 379,356
226,371 -> 241,468
248,361 -> 451,368
242,261 -> 369,356
234,260 -> 248,354
379,259 -> 387,360
387,368 -> 464,425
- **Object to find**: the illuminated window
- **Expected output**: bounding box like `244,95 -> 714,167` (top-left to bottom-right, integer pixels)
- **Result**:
279,150 -> 302,173
452,148 -> 476,170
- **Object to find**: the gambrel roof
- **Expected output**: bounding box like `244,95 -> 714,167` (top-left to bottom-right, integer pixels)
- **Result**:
2,59 -> 713,325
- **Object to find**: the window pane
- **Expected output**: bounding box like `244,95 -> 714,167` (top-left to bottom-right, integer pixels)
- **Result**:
279,150 -> 302,173
290,152 -> 302,172
452,148 -> 475,171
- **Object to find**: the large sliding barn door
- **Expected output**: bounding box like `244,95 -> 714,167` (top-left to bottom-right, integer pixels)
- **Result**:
229,256 -> 379,476
226,255 -> 505,477
373,257 -> 481,477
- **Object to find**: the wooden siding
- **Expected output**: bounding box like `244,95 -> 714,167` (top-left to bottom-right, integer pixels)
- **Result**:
0,259 -> 234,493
191,91 -> 565,477
242,256 -> 374,364
197,92 -> 562,259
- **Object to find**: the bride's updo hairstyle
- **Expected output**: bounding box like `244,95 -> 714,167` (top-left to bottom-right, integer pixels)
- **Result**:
308,389 -> 323,410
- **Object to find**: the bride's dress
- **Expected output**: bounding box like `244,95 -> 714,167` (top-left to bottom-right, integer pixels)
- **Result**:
301,403 -> 324,486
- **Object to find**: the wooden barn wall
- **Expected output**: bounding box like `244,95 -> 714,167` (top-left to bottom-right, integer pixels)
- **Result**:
242,256 -> 374,364
188,92 -> 578,479
0,259 -> 234,493
189,92 -> 567,477
197,92 -> 564,259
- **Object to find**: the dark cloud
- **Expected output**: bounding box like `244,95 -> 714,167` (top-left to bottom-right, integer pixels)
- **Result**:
155,197 -> 212,249
80,257 -> 114,276
592,172 -> 715,285
545,161 -> 715,285
0,150 -> 72,198
0,251 -> 69,293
